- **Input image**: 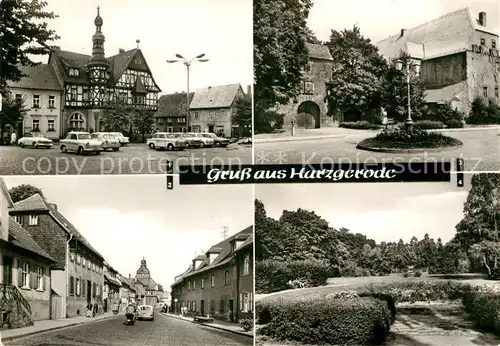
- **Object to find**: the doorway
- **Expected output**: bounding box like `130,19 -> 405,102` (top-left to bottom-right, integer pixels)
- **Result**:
87,281 -> 92,301
228,299 -> 234,322
3,256 -> 12,285
200,300 -> 205,316
296,101 -> 321,129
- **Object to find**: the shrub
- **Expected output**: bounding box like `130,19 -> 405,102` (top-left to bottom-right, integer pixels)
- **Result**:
447,119 -> 465,128
462,287 -> 500,335
414,270 -> 422,277
254,109 -> 285,133
468,97 -> 500,124
255,259 -> 339,294
257,295 -> 392,345
359,127 -> 462,149
413,120 -> 445,130
403,273 -> 409,278
339,121 -> 381,130
488,268 -> 500,280
365,281 -> 467,303
240,319 -> 254,332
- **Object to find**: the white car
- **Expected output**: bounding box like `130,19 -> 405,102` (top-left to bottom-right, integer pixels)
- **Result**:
137,305 -> 154,321
18,133 -> 53,148
60,131 -> 103,155
206,133 -> 230,147
91,132 -> 121,151
110,132 -> 129,146
147,132 -> 186,151
193,133 -> 215,147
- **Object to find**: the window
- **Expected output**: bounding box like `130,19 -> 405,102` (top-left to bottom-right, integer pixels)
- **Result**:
208,111 -> 215,119
69,276 -> 74,295
82,280 -> 86,297
28,214 -> 38,225
92,263 -> 95,271
48,95 -> 55,108
14,215 -> 22,224
216,125 -> 224,133
193,280 -> 196,289
194,111 -> 199,119
493,40 -> 497,49
134,56 -> 142,65
249,293 -> 253,312
211,274 -> 215,287
82,258 -> 86,267
93,282 -> 96,297
188,281 -> 191,290
76,278 -> 81,296
496,87 -> 499,98
36,266 -> 44,290
481,38 -> 486,46
192,301 -> 196,312
87,260 -> 91,270
20,262 -> 30,288
178,117 -> 186,123
484,86 -> 489,98
48,119 -> 55,131
201,278 -> 205,289
303,81 -> 314,94
243,254 -> 250,275
70,86 -> 77,101
15,94 -> 22,102
69,113 -> 85,129
32,95 -> 40,108
32,119 -> 40,132
69,68 -> 80,77
224,270 -> 231,285
240,292 -> 250,312
70,252 -> 75,262
76,254 -> 81,265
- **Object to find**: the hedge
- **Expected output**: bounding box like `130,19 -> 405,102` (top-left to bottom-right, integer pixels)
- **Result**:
339,121 -> 381,130
413,120 -> 446,130
256,259 -> 338,294
462,287 -> 500,335
257,295 -> 393,345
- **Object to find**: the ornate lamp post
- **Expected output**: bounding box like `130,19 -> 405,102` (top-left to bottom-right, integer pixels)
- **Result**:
395,58 -> 420,132
166,54 -> 209,132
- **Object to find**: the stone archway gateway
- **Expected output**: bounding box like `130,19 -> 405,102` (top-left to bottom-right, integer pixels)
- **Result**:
296,101 -> 321,129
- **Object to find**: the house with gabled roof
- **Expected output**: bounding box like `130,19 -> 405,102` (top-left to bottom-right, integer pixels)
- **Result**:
376,8 -> 500,115
0,178 -> 55,327
46,7 -> 161,136
6,65 -> 63,140
189,83 -> 250,137
171,226 -> 253,323
274,43 -> 334,130
9,193 -> 105,319
154,92 -> 194,133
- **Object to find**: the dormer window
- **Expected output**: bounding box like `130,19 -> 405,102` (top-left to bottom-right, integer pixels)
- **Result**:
29,214 -> 38,225
134,56 -> 142,65
14,215 -> 22,224
68,68 -> 80,77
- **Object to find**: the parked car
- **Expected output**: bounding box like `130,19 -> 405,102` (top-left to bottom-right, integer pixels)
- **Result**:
60,131 -> 102,155
174,132 -> 203,148
17,133 -> 53,148
193,133 -> 215,147
137,305 -> 154,321
110,132 -> 130,146
206,132 -> 230,147
147,132 -> 186,151
91,132 -> 121,151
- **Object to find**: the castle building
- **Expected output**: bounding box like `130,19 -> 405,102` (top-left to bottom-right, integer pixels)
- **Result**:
47,7 -> 161,136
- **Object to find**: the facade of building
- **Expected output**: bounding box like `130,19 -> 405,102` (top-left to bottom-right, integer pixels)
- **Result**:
103,263 -> 121,312
9,194 -> 105,319
376,8 -> 500,116
0,179 -> 55,326
154,92 -> 193,132
171,226 -> 254,323
7,65 -> 63,140
46,7 -> 161,137
129,258 -> 163,306
189,84 -> 248,137
275,43 -> 334,129
117,274 -> 136,305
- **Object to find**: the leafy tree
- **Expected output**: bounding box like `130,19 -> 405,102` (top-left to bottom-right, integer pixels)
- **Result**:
305,27 -> 321,44
380,51 -> 428,122
469,240 -> 500,275
131,109 -> 155,143
253,0 -> 313,113
0,0 -> 59,95
102,101 -> 131,133
233,98 -> 252,137
9,184 -> 44,203
325,25 -> 387,121
0,93 -> 27,144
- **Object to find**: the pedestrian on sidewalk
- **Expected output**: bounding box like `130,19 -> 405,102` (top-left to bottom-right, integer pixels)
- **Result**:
86,302 -> 92,318
10,131 -> 17,146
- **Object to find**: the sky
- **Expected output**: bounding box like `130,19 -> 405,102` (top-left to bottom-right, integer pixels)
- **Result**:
37,0 -> 252,94
3,175 -> 253,291
308,0 -> 499,42
255,174 -> 477,244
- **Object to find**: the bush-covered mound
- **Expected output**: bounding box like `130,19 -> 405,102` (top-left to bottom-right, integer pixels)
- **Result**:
339,121 -> 381,130
357,127 -> 462,150
256,259 -> 339,294
257,294 -> 393,345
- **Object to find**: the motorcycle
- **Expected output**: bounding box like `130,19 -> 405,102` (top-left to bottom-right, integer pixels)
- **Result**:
125,305 -> 136,325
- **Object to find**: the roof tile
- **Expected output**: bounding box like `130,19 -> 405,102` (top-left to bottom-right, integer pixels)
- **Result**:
9,218 -> 54,261
189,84 -> 242,109
8,64 -> 62,91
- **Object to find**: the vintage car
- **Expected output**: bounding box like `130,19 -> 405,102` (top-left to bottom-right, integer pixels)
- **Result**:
60,131 -> 102,155
91,132 -> 121,151
174,132 -> 203,148
17,133 -> 53,148
147,132 -> 186,151
110,132 -> 130,146
137,305 -> 154,321
206,132 -> 230,147
192,133 -> 215,147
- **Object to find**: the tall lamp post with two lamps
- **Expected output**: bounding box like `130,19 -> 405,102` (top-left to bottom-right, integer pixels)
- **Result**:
394,58 -> 421,132
166,54 -> 209,132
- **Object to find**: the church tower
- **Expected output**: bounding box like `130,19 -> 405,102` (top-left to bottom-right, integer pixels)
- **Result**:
136,257 -> 151,280
86,6 -> 109,107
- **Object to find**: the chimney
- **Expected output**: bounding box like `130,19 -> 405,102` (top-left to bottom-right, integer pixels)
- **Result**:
479,12 -> 487,27
119,48 -> 125,53
400,29 -> 407,37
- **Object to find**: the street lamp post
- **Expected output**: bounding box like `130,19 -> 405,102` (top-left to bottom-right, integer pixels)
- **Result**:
395,58 -> 420,132
167,54 -> 209,132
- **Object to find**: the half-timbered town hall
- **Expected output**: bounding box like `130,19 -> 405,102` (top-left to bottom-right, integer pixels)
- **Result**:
47,7 -> 161,135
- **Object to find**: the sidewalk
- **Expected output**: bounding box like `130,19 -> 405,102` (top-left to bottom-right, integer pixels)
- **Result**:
163,313 -> 253,338
0,311 -> 122,342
